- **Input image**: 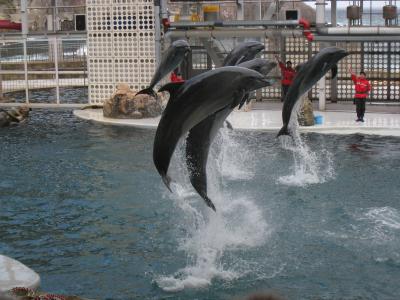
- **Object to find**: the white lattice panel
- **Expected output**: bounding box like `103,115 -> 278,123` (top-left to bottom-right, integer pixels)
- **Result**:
89,84 -> 115,103
87,0 -> 156,104
89,58 -> 114,83
139,57 -> 155,88
138,31 -> 155,58
113,32 -> 138,57
86,6 -> 112,31
114,58 -> 140,84
88,32 -> 113,57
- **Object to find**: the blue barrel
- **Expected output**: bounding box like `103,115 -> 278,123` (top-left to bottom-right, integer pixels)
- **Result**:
314,115 -> 323,125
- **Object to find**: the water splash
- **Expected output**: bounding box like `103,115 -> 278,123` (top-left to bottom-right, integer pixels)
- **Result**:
155,135 -> 270,291
215,128 -> 255,181
278,108 -> 335,186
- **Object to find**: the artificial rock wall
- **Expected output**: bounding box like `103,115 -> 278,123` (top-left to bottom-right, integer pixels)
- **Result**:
86,0 -> 156,104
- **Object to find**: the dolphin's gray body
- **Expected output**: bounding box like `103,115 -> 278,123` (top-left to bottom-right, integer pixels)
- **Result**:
278,47 -> 348,137
236,59 -> 277,108
136,40 -> 190,97
223,41 -> 265,66
185,58 -> 275,212
154,66 -> 271,211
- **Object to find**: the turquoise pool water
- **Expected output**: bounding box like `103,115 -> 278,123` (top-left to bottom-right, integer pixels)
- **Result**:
1,110 -> 400,300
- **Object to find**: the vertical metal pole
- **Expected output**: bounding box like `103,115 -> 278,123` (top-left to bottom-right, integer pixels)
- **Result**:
55,0 -> 59,31
237,0 -> 244,20
23,40 -> 29,104
0,62 -> 3,101
21,0 -> 28,35
387,42 -> 391,101
316,0 -> 325,27
316,0 -> 326,110
154,0 -> 161,67
21,0 -> 29,104
53,37 -> 60,104
330,0 -> 338,102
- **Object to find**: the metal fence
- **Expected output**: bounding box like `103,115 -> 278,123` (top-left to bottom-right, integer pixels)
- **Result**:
0,37 -> 88,107
182,37 -> 400,102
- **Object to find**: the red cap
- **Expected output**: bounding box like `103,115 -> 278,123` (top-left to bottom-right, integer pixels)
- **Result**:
162,18 -> 170,29
305,33 -> 314,42
299,18 -> 310,30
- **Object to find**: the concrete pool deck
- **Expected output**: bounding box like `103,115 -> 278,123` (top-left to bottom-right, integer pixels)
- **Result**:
74,103 -> 400,137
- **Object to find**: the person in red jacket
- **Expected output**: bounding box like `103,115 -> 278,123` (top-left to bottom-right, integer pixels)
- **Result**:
349,67 -> 371,122
275,55 -> 296,102
170,68 -> 184,83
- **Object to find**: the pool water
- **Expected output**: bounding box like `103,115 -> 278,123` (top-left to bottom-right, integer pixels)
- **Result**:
1,110 -> 400,300
4,87 -> 88,104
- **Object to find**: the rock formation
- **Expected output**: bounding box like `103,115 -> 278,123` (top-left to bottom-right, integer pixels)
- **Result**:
0,106 -> 30,127
297,96 -> 315,126
103,83 -> 166,119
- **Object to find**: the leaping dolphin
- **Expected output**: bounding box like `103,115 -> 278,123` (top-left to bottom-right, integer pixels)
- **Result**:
185,59 -> 275,212
236,59 -> 277,109
278,47 -> 349,137
153,66 -> 272,211
136,40 -> 190,97
223,41 -> 265,66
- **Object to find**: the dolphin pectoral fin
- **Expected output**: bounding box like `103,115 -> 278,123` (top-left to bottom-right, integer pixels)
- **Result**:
277,124 -> 290,137
232,89 -> 246,109
238,93 -> 250,110
136,87 -> 157,98
158,82 -> 184,100
224,120 -> 233,130
331,65 -> 338,79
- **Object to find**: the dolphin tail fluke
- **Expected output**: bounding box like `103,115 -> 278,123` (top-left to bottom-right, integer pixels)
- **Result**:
202,195 -> 216,212
136,87 -> 157,98
277,125 -> 290,137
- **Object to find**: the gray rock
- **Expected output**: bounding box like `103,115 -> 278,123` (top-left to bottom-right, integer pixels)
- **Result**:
103,84 -> 165,119
298,96 -> 315,126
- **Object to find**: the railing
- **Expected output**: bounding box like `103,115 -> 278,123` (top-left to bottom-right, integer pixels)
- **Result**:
0,37 -> 88,107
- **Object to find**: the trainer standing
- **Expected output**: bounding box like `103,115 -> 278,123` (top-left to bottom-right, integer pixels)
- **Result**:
349,67 -> 371,122
275,55 -> 296,102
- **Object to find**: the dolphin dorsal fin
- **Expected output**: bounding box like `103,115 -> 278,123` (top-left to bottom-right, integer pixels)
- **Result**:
158,82 -> 184,100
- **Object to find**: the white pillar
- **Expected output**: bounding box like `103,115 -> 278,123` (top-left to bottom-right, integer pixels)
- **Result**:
316,0 -> 325,27
21,0 -> 28,35
317,0 -> 326,110
154,0 -> 161,67
318,77 -> 326,111
53,37 -> 60,105
237,0 -> 244,20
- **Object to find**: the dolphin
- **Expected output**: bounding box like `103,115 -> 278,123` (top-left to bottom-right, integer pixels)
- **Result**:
185,59 -> 275,211
153,66 -> 271,210
236,59 -> 277,109
223,41 -> 265,66
278,47 -> 349,137
136,40 -> 190,97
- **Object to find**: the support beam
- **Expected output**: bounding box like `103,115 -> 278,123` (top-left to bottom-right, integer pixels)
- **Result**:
330,0 -> 338,102
21,0 -> 28,36
154,0 -> 162,67
316,0 -> 325,28
318,42 -> 328,110
200,38 -> 223,67
237,0 -> 244,20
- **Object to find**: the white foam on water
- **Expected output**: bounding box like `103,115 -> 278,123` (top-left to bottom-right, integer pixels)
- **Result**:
278,110 -> 335,187
155,134 -> 271,292
364,207 -> 400,230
